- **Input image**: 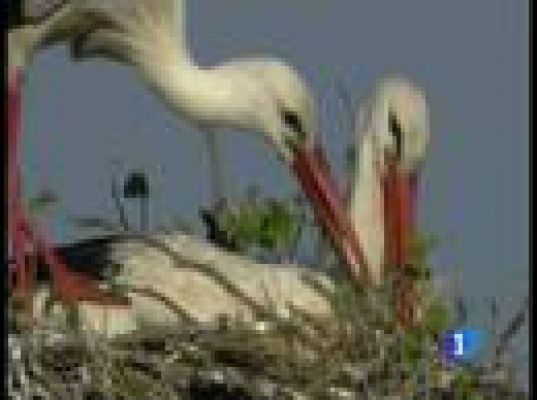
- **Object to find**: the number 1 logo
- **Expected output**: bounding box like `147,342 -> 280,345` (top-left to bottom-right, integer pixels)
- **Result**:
453,332 -> 464,356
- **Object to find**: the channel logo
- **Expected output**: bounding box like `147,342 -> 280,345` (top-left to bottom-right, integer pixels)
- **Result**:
440,329 -> 485,363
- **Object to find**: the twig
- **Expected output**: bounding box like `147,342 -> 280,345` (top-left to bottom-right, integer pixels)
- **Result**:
111,171 -> 130,231
494,297 -> 529,358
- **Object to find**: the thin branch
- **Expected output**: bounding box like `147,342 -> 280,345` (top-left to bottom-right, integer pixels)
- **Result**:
494,297 -> 529,358
111,171 -> 130,231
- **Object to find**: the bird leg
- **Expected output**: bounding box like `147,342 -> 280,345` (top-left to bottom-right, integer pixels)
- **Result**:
18,210 -> 125,304
204,131 -> 228,207
7,68 -> 130,310
7,68 -> 31,308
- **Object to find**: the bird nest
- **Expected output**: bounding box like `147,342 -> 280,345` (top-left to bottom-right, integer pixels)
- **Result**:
7,271 -> 527,400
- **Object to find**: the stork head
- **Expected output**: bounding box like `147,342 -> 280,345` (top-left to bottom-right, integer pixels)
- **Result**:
249,61 -> 366,278
366,76 -> 430,174
362,76 -> 430,271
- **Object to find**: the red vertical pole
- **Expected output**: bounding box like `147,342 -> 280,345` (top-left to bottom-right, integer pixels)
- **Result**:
7,68 -> 29,299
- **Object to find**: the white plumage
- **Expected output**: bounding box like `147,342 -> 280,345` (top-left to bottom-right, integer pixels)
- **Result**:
348,76 -> 430,284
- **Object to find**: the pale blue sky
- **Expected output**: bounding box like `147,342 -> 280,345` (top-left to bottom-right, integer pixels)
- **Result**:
21,0 -> 528,386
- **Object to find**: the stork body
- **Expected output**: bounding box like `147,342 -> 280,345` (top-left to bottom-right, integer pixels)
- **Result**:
347,77 -> 430,326
29,232 -> 336,336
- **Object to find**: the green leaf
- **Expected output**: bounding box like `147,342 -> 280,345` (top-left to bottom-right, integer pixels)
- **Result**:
215,191 -> 306,257
410,232 -> 438,262
423,298 -> 451,336
451,368 -> 478,399
27,191 -> 58,215
401,329 -> 424,369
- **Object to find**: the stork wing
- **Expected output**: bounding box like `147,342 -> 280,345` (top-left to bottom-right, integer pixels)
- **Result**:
7,0 -> 83,72
6,0 -> 69,28
70,0 -> 185,65
17,0 -> 70,26
76,0 -> 180,28
59,232 -> 335,331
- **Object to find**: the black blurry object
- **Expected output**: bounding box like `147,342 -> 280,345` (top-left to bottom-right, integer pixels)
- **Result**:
123,171 -> 149,199
4,0 -> 22,28
188,380 -> 255,400
200,208 -> 238,252
123,170 -> 150,231
5,0 -> 68,27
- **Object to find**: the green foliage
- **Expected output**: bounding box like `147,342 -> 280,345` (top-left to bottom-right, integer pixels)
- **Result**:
401,329 -> 425,369
27,190 -> 58,216
423,298 -> 452,337
451,367 -> 480,400
407,231 -> 438,281
329,278 -> 361,320
218,186 -> 306,259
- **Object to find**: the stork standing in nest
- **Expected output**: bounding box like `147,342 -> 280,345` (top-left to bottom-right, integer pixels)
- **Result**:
347,77 -> 430,327
7,0 -> 367,316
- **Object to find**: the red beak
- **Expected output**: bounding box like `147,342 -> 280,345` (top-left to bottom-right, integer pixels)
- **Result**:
290,140 -> 368,281
382,160 -> 419,270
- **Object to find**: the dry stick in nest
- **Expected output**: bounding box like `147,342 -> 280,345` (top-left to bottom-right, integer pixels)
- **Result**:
178,260 -> 383,386
494,297 -> 529,359
38,273 -> 386,397
108,288 -> 313,398
11,331 -> 71,399
86,273 -> 306,395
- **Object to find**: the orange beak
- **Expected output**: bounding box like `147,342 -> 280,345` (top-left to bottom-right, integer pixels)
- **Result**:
382,159 -> 419,270
290,140 -> 368,281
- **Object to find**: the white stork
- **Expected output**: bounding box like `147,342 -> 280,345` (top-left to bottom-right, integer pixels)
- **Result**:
347,76 -> 430,326
8,0 -> 367,312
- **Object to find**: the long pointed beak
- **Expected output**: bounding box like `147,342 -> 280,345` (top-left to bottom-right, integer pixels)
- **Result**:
290,140 -> 368,281
382,161 -> 419,270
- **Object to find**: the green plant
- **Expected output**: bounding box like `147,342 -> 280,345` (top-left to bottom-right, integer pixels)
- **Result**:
451,367 -> 480,400
27,189 -> 59,217
214,186 -> 306,262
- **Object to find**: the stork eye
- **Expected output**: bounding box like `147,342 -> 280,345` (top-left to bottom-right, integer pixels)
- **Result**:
389,109 -> 403,158
282,109 -> 305,135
